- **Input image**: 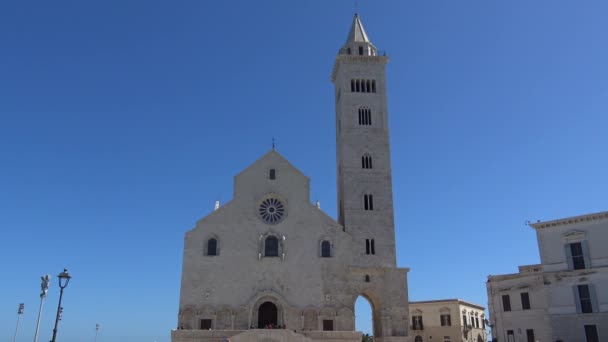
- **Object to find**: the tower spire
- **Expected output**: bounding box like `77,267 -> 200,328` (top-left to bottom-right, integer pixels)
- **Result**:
337,14 -> 378,58
346,13 -> 371,44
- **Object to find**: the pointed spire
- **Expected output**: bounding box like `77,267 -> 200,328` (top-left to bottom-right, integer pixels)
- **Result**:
346,14 -> 370,44
338,14 -> 378,57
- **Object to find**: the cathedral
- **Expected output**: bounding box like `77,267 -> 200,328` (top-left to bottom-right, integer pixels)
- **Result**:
172,14 -> 410,342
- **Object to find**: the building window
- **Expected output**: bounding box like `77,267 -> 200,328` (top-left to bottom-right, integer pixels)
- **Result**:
462,314 -> 467,326
200,319 -> 212,330
440,314 -> 451,326
365,274 -> 370,282
362,153 -> 373,169
567,242 -> 588,270
321,240 -> 331,257
443,337 -> 451,342
475,317 -> 479,328
365,239 -> 375,255
207,238 -> 218,256
350,79 -> 376,93
269,169 -> 276,180
502,295 -> 511,312
526,329 -> 535,342
507,330 -> 514,342
412,316 -> 423,330
585,325 -> 599,342
521,292 -> 531,310
363,194 -> 374,210
264,236 -> 279,257
415,336 -> 423,342
358,106 -> 372,125
323,319 -> 334,331
578,284 -> 593,313
359,46 -> 364,55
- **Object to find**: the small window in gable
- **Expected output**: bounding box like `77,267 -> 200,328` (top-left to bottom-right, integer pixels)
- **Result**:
321,240 -> 331,257
207,238 -> 218,256
269,169 -> 276,180
264,236 -> 279,257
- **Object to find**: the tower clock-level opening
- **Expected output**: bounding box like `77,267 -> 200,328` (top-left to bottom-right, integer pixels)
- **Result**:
257,301 -> 278,328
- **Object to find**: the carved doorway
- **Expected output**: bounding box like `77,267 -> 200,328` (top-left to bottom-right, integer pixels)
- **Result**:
257,301 -> 278,328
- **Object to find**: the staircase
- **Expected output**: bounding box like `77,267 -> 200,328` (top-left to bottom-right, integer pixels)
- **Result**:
230,329 -> 313,342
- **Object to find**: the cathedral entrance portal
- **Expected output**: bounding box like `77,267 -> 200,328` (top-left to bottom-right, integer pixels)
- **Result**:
257,301 -> 278,328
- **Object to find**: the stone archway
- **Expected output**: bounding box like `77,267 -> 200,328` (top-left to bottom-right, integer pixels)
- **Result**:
258,301 -> 278,328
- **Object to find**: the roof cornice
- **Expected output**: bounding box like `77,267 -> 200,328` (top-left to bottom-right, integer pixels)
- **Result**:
530,211 -> 608,230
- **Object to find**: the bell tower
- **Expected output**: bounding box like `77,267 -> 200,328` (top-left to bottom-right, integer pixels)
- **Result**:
332,14 -> 396,268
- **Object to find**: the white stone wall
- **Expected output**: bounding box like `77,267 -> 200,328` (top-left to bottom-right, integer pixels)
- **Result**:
174,15 -> 410,342
486,270 -> 551,342
488,212 -> 608,342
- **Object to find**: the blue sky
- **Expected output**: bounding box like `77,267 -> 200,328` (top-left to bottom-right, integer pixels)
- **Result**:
1,1 -> 607,341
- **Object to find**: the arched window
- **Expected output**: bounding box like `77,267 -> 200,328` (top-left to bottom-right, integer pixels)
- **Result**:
366,80 -> 371,93
365,274 -> 370,282
269,169 -> 276,180
364,194 -> 373,210
358,107 -> 371,126
372,80 -> 376,93
356,79 -> 360,92
321,240 -> 331,257
414,336 -> 423,342
207,238 -> 218,256
366,239 -> 370,254
362,154 -> 372,169
265,236 -> 279,257
351,79 -> 355,92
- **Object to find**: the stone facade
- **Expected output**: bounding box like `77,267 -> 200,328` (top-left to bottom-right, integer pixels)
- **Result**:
172,14 -> 410,342
409,300 -> 488,342
487,211 -> 608,342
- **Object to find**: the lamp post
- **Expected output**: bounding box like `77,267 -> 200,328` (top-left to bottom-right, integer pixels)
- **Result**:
50,269 -> 71,342
13,303 -> 24,342
94,324 -> 100,342
34,275 -> 51,342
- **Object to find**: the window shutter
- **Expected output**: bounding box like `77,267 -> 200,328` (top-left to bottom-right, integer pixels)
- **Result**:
589,283 -> 598,313
573,286 -> 582,313
582,240 -> 592,269
565,244 -> 574,270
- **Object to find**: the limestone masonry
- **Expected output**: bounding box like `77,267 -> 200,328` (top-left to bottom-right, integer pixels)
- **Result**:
172,14 -> 410,342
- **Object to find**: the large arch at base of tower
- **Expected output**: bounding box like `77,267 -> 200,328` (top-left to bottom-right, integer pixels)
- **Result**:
355,292 -> 381,338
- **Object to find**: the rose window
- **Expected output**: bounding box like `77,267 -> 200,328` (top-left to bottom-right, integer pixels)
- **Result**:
258,198 -> 285,224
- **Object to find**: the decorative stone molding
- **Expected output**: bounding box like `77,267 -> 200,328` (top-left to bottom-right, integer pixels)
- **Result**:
530,211 -> 608,229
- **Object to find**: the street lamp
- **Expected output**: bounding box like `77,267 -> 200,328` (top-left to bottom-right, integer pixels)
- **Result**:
34,275 -> 51,342
50,269 -> 71,342
13,303 -> 24,342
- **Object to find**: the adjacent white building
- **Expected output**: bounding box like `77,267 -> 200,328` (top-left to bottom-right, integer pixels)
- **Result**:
172,14 -> 410,342
409,299 -> 488,342
487,211 -> 608,342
